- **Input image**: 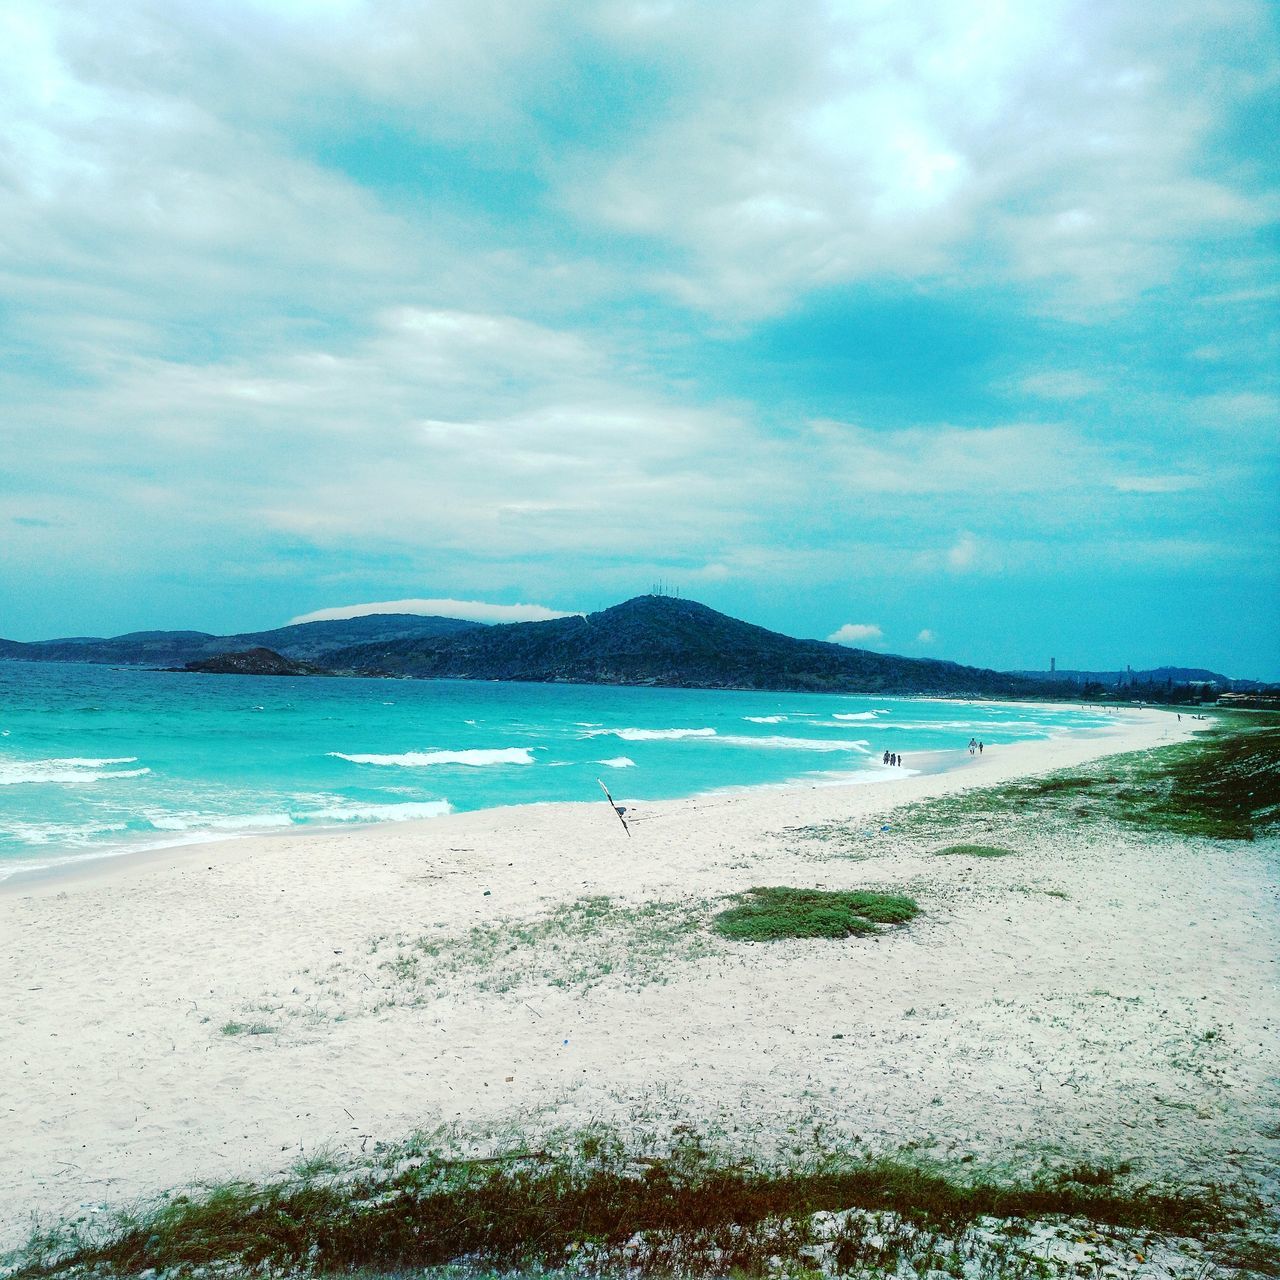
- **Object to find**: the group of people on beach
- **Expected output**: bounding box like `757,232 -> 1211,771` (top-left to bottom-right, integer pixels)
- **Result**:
968,737 -> 984,754
881,749 -> 904,767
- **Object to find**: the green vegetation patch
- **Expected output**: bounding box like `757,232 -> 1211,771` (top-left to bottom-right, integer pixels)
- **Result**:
713,886 -> 919,941
933,843 -> 1016,858
219,1020 -> 273,1037
8,1130 -> 1239,1280
894,713 -> 1280,843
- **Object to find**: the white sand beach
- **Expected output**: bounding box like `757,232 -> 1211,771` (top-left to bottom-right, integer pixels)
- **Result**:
2,708 -> 1277,1252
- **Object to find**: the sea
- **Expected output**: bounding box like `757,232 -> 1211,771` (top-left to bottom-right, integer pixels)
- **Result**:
0,662 -> 1117,881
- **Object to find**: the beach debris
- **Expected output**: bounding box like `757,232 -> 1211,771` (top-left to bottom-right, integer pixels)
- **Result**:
596,778 -> 631,836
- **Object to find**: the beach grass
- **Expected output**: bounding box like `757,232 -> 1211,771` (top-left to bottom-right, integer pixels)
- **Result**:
367,895 -> 718,999
6,1128 -> 1243,1280
712,886 -> 919,940
932,843 -> 1016,858
887,712 -> 1280,844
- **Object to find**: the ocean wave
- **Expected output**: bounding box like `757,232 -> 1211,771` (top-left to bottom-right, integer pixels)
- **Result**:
0,756 -> 150,785
744,715 -> 787,723
596,756 -> 636,768
6,820 -> 129,846
718,735 -> 872,753
583,727 -> 716,741
329,747 -> 536,767
831,712 -> 880,721
148,812 -> 295,832
302,800 -> 452,823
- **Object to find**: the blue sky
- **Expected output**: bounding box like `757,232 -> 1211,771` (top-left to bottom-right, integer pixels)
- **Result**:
2,0 -> 1277,677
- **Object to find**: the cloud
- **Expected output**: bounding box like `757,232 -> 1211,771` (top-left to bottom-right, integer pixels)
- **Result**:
1017,371 -> 1102,400
947,532 -> 980,572
828,622 -> 884,647
916,628 -> 937,644
290,598 -> 578,625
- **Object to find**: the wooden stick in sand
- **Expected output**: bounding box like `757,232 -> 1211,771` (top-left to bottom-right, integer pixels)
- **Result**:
596,778 -> 631,836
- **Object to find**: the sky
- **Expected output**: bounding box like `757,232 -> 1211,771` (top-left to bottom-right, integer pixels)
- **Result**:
2,0 -> 1278,678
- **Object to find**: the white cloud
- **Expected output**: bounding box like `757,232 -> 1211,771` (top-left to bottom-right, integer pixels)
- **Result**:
947,532 -> 980,572
290,598 -> 577,625
558,0 -> 1274,314
828,622 -> 884,647
1018,371 -> 1102,400
916,628 -> 937,644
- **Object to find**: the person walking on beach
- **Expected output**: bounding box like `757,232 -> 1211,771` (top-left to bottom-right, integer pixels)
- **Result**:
883,749 -> 890,765
978,741 -> 983,754
968,737 -> 976,754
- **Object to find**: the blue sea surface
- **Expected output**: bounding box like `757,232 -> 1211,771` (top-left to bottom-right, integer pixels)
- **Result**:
0,662 -> 1116,880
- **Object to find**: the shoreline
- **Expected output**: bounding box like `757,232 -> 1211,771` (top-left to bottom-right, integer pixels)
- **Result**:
0,705 -> 1144,897
8,705 -> 1276,1254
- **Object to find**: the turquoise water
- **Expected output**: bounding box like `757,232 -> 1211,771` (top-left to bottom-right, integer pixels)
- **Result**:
0,662 -> 1115,880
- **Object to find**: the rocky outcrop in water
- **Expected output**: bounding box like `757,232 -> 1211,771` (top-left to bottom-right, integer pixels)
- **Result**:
181,648 -> 330,677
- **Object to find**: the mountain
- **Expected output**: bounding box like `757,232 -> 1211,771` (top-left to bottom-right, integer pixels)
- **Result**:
0,614 -> 482,667
323,595 -> 1043,696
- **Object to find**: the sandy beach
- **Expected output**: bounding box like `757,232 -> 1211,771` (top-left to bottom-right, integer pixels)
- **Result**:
3,707 -> 1277,1254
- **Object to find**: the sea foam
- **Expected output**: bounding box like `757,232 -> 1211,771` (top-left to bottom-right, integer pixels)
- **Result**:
584,727 -> 716,741
330,748 -> 536,767
718,735 -> 872,753
0,757 -> 150,785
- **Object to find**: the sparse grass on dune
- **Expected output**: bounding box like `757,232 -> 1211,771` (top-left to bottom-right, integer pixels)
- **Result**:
6,1129 -> 1247,1280
712,886 -> 919,940
932,844 -> 1016,858
886,712 -> 1280,844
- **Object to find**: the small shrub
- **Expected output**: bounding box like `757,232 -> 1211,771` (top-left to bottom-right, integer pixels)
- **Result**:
933,844 -> 1016,858
713,887 -> 918,941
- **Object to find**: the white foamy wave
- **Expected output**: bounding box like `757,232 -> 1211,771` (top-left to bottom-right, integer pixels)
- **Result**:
596,757 -> 636,768
583,727 -> 716,741
148,812 -> 293,832
719,735 -> 872,753
808,767 -> 918,785
7,820 -> 129,847
744,715 -> 787,723
330,747 -> 536,767
0,756 -> 149,785
303,800 -> 451,823
831,712 -> 880,721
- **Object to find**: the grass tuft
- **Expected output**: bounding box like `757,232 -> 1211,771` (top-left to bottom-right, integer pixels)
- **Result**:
219,1020 -> 273,1036
933,843 -> 1016,858
712,886 -> 919,941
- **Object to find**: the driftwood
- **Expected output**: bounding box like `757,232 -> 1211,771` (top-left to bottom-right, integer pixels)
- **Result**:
596,779 -> 630,836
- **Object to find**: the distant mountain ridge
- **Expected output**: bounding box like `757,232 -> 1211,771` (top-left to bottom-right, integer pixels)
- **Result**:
1013,664 -> 1267,690
323,595 -> 1043,696
0,613 -> 481,667
4,596 -> 1264,696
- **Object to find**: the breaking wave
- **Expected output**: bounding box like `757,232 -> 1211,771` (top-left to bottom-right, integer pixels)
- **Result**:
718,735 -> 872,753
0,757 -> 150,785
583,727 -> 716,741
329,748 -> 536,767
596,757 -> 636,768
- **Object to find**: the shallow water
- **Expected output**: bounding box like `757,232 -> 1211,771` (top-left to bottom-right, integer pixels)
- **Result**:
0,662 -> 1114,878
